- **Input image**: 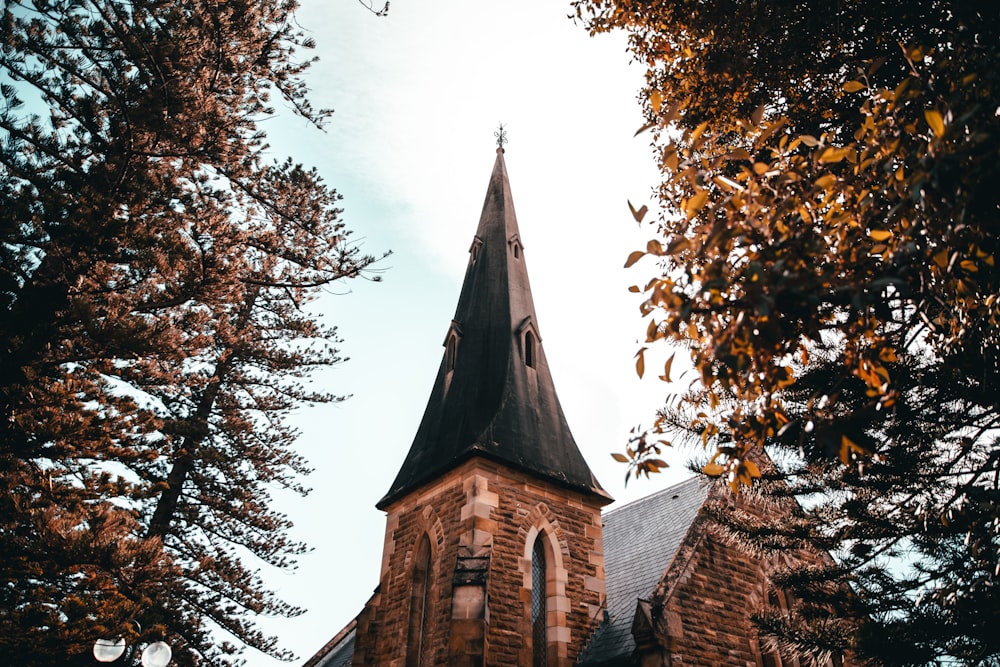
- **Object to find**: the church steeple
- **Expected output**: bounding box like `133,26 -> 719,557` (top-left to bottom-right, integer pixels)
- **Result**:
378,148 -> 609,509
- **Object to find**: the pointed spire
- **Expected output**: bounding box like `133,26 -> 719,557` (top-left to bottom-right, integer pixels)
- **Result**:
378,149 -> 610,509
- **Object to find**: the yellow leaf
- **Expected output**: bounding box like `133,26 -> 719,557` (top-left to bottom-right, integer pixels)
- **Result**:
814,174 -> 837,189
611,452 -> 630,463
624,250 -> 645,268
658,352 -> 676,383
664,147 -> 679,172
960,259 -> 979,272
635,347 -> 646,378
728,148 -> 753,162
924,109 -> 945,138
743,460 -> 761,478
776,365 -> 795,389
684,190 -> 709,218
628,200 -> 649,223
634,121 -> 656,137
819,146 -> 852,164
843,80 -> 866,93
753,162 -> 770,175
650,90 -> 663,113
702,462 -> 725,477
839,435 -> 869,465
646,318 -> 658,343
689,121 -> 710,143
932,248 -> 949,268
800,134 -> 820,147
879,347 -> 898,363
666,236 -> 692,255
839,436 -> 854,465
869,229 -> 892,242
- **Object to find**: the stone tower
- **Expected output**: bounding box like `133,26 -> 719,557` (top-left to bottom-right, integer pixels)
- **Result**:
350,148 -> 612,667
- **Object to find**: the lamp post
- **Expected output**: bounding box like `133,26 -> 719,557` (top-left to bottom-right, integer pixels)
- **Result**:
93,624 -> 172,667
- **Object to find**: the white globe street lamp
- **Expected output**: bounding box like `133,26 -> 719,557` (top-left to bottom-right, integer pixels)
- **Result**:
93,626 -> 172,667
92,638 -> 126,662
139,641 -> 172,667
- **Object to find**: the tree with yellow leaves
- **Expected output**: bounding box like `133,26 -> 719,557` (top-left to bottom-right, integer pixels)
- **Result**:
575,1 -> 999,664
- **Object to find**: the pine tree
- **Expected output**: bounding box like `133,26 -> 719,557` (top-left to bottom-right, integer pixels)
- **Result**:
0,1 -> 381,664
574,1 -> 999,664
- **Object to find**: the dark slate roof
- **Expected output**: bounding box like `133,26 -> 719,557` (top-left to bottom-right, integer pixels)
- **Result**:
302,620 -> 355,667
577,476 -> 709,666
378,149 -> 610,508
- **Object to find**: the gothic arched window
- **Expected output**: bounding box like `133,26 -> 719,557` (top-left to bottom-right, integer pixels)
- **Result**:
469,236 -> 483,263
509,235 -> 522,260
524,330 -> 536,369
445,333 -> 458,373
531,535 -> 547,667
406,535 -> 432,667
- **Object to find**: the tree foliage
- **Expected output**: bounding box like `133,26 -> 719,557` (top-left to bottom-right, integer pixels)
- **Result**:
0,0 -> 381,664
575,1 -> 999,664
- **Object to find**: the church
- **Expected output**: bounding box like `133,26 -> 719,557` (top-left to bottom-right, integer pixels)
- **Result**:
304,147 -> 845,667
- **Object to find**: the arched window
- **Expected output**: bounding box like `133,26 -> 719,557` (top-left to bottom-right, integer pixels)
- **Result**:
524,330 -> 536,369
445,333 -> 458,373
531,535 -> 547,667
406,535 -> 432,667
469,237 -> 483,263
509,235 -> 522,260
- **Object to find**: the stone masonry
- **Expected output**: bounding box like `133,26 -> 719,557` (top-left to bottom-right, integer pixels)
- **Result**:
352,457 -> 610,667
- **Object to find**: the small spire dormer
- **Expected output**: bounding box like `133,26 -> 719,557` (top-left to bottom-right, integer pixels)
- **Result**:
378,148 -> 609,509
508,233 -> 523,260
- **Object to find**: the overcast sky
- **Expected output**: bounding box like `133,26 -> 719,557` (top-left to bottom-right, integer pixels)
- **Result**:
247,2 -> 695,664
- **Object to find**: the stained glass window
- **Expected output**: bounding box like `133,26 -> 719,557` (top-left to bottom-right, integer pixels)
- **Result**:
531,536 -> 547,667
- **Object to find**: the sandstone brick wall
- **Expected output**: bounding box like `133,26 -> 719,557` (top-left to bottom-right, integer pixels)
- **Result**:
486,464 -> 607,667
648,488 -> 849,667
656,530 -> 767,666
352,457 -> 609,667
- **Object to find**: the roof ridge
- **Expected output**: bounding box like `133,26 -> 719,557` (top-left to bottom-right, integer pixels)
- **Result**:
603,475 -> 704,517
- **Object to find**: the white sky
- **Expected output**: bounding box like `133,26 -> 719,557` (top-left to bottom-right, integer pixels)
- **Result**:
248,1 -> 696,664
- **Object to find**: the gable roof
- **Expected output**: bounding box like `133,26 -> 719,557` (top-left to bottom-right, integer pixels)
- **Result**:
378,149 -> 609,509
578,476 -> 709,666
302,618 -> 356,667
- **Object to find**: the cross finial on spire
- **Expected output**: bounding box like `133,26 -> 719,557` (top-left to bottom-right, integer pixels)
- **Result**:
494,123 -> 508,152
